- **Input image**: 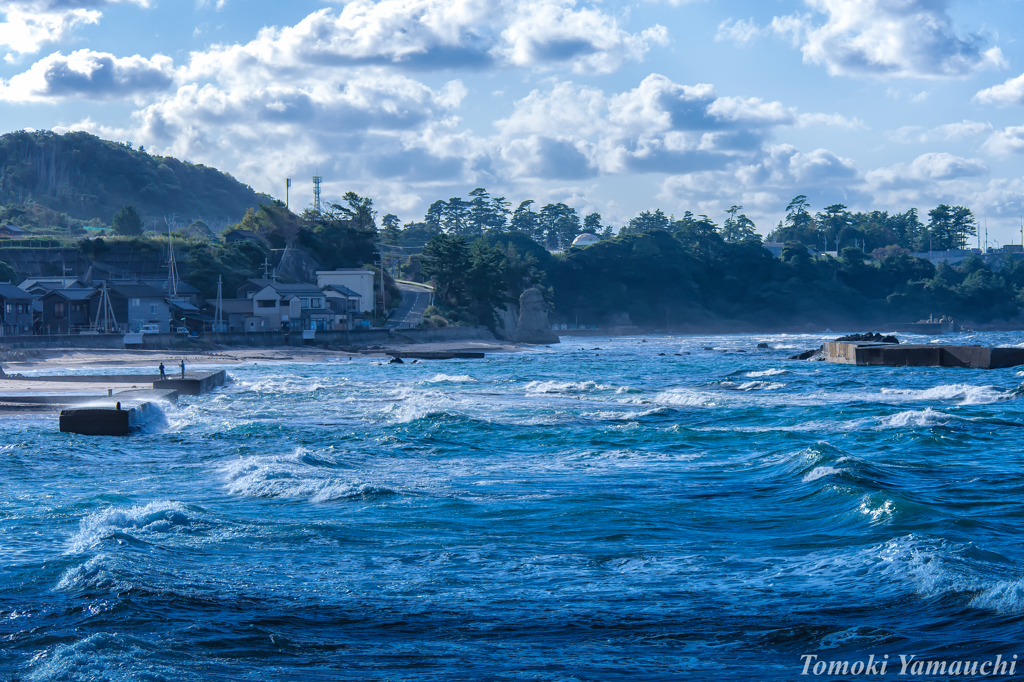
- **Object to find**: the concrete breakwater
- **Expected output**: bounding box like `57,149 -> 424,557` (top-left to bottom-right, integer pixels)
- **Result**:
821,341 -> 1024,369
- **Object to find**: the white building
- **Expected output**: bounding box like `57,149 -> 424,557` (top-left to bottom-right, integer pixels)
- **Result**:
571,233 -> 601,248
316,269 -> 374,313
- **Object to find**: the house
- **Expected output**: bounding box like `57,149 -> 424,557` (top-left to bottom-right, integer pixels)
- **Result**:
249,283 -> 330,331
40,289 -> 101,334
315,269 -> 374,314
105,283 -> 171,333
0,225 -> 25,237
323,284 -> 361,330
19,278 -> 85,296
204,298 -> 256,332
0,283 -> 37,336
141,279 -> 202,307
763,242 -> 784,258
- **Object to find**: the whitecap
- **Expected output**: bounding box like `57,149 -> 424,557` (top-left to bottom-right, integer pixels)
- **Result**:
745,368 -> 789,378
880,383 -> 1012,405
424,374 -> 477,383
802,466 -> 844,483
734,381 -> 786,391
874,408 -> 957,429
653,389 -> 718,407
524,380 -> 614,394
67,501 -> 195,554
222,449 -> 396,502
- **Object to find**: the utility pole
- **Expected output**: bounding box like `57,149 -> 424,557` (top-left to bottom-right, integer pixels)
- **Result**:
262,258 -> 272,279
215,275 -> 224,332
286,178 -> 291,210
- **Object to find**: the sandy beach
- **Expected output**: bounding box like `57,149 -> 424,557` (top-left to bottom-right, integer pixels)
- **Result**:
0,339 -> 534,410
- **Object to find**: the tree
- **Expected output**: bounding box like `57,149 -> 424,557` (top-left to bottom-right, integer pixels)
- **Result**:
768,195 -> 818,246
624,209 -> 669,235
927,204 -> 954,251
721,205 -> 757,242
381,213 -> 401,245
442,197 -> 470,235
950,206 -> 977,250
0,260 -> 16,283
112,205 -> 143,236
584,212 -> 603,235
539,203 -> 581,249
465,238 -> 509,327
332,191 -> 377,233
816,204 -> 852,250
511,200 -> 541,239
421,233 -> 470,304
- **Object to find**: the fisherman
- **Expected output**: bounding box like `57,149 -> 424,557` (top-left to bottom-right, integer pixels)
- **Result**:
179,359 -> 185,378
159,362 -> 167,380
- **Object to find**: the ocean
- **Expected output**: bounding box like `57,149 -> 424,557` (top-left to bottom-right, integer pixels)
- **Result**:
3,332 -> 1024,680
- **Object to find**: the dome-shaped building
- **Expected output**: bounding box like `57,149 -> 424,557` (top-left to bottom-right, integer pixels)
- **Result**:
571,233 -> 601,248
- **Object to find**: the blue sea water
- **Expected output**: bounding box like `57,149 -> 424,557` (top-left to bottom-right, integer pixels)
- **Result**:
3,332 -> 1024,681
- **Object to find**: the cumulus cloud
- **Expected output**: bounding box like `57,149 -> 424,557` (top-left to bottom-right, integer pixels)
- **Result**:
865,152 -> 988,191
722,0 -> 1006,79
183,0 -> 666,79
0,1 -> 150,56
974,72 -> 1024,106
0,49 -> 175,101
982,126 -> 1024,156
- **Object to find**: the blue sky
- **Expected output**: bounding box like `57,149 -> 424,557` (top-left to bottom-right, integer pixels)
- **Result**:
1,0 -> 1023,243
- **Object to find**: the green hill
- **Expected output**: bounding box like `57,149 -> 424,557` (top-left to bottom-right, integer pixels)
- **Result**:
0,130 -> 273,228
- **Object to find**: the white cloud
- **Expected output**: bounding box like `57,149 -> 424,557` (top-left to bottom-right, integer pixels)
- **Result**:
982,126 -> 1024,156
714,18 -> 763,44
890,119 -> 991,144
974,72 -> 1024,106
0,1 -> 151,56
796,112 -> 867,129
865,152 -> 988,191
0,49 -> 175,101
773,0 -> 1006,79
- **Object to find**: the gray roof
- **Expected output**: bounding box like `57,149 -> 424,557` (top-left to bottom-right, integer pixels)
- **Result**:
0,283 -> 36,300
325,284 -> 361,298
43,289 -> 100,301
248,280 -> 322,295
169,300 -> 200,312
106,283 -> 166,299
142,279 -> 200,295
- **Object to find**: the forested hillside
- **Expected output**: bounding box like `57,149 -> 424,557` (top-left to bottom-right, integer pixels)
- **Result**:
0,130 -> 271,227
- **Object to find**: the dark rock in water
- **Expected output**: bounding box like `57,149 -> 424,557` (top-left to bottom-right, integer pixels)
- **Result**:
835,332 -> 899,344
703,346 -> 714,351
790,348 -> 824,361
389,357 -> 404,364
658,352 -> 666,356
757,343 -> 770,349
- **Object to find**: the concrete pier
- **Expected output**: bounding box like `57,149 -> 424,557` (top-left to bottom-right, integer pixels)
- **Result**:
822,342 -> 1024,369
58,393 -> 174,435
152,369 -> 227,396
384,351 -> 485,360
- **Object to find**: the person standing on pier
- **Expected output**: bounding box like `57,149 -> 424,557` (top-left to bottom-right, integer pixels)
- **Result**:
159,362 -> 167,380
179,360 -> 185,378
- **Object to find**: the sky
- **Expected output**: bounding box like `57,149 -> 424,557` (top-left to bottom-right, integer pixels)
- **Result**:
1,0 -> 1023,244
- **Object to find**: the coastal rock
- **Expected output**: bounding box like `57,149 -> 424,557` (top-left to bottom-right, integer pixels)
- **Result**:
835,332 -> 899,344
757,343 -> 770,349
276,245 -> 320,283
790,348 -> 825,361
495,303 -> 519,342
514,288 -> 559,344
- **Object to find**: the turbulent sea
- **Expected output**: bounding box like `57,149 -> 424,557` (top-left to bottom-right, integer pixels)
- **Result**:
4,333 -> 1024,680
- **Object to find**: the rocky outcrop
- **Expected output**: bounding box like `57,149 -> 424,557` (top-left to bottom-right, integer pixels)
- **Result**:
514,288 -> 559,344
276,245 -> 320,283
495,304 -> 519,342
835,332 -> 899,344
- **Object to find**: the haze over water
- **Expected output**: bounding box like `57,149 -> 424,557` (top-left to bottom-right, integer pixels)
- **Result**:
3,333 -> 1024,680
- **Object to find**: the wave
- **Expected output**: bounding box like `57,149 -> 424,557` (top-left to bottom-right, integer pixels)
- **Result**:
802,465 -> 846,483
873,408 -> 960,429
652,388 -> 719,408
222,448 -> 397,503
523,380 -> 616,394
733,381 -> 786,391
880,383 -> 1013,405
423,373 -> 478,383
67,500 -> 201,554
745,368 -> 789,378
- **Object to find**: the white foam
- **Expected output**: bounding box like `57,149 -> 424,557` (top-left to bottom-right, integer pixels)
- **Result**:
67,501 -> 193,554
874,408 -> 957,429
222,448 -> 395,502
735,381 -> 786,391
653,389 -> 718,408
424,374 -> 478,383
802,466 -> 844,483
524,380 -> 614,394
969,579 -> 1024,614
745,368 -> 789,378
881,383 -> 1012,405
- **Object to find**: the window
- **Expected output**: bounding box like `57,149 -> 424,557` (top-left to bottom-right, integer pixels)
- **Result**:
4,304 -> 10,314
311,298 -> 322,308
131,298 -> 141,307
257,299 -> 276,308
301,298 -> 310,308
150,304 -> 158,314
53,302 -> 65,318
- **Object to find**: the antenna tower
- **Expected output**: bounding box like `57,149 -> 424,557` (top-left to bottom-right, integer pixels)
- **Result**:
312,174 -> 323,215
